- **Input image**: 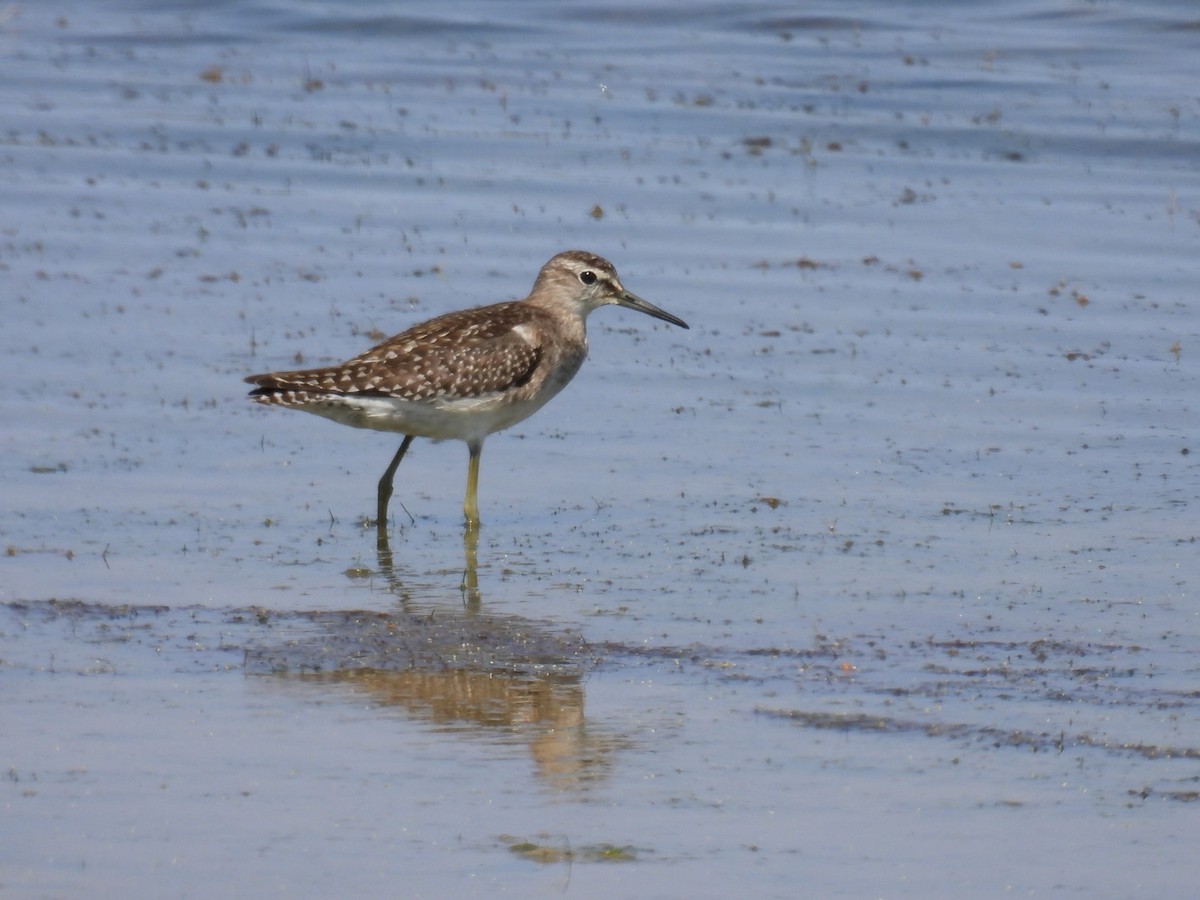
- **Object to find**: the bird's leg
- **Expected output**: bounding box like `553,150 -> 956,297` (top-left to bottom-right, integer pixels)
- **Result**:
377,435 -> 414,530
464,439 -> 483,530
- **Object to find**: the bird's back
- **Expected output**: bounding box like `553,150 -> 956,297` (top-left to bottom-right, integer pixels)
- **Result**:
245,299 -> 588,441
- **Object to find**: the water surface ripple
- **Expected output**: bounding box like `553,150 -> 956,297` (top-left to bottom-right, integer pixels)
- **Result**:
3,1 -> 1197,897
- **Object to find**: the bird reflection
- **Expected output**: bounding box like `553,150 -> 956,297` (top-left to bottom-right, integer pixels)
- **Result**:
302,668 -> 618,792
252,524 -> 622,791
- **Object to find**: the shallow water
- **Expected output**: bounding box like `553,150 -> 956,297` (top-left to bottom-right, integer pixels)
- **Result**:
3,1 -> 1198,897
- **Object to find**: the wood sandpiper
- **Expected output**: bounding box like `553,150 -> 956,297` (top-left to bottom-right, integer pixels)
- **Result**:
245,250 -> 689,530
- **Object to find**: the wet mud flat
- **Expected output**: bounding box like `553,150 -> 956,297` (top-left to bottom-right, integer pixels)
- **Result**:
7,586 -> 1200,897
8,596 -> 1198,799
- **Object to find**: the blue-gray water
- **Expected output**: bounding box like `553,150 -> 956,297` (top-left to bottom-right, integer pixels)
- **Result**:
3,2 -> 1198,897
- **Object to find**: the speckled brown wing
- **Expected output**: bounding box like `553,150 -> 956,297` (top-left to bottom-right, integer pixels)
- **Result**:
245,301 -> 545,405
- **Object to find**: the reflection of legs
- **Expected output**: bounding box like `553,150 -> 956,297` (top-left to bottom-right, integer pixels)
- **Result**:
464,439 -> 483,530
461,525 -> 480,607
377,435 -> 415,528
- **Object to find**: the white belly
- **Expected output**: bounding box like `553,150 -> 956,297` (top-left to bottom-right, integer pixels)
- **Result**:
300,385 -> 568,444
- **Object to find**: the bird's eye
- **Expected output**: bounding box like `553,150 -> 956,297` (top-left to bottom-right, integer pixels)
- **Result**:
579,270 -> 597,285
